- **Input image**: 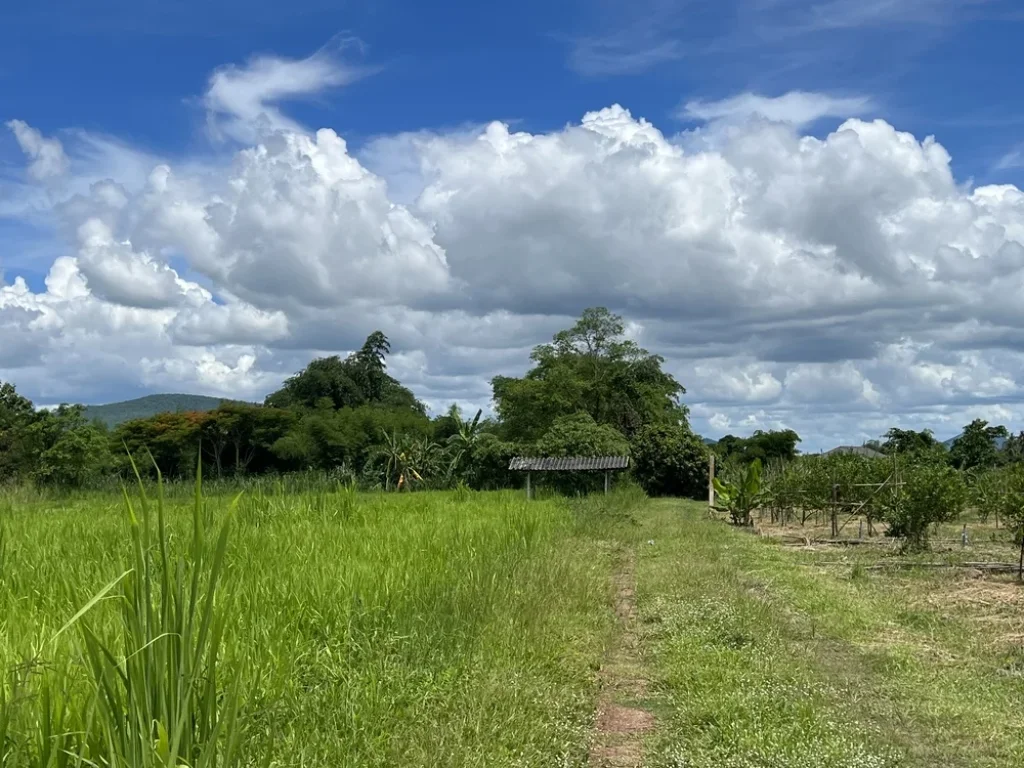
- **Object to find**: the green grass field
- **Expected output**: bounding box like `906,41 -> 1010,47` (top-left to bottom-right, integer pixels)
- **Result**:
636,501 -> 1024,768
2,488 -> 1023,767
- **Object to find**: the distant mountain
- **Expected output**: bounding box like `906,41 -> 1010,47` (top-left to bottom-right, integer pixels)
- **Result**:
701,437 -> 717,446
942,434 -> 1007,449
825,445 -> 886,459
83,394 -> 240,427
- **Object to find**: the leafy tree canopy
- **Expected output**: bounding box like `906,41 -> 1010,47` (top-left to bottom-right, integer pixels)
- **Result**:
492,308 -> 685,441
949,419 -> 1009,472
0,381 -> 40,480
714,429 -> 801,465
535,412 -> 631,458
881,428 -> 941,456
30,405 -> 111,487
631,423 -> 709,498
266,332 -> 423,414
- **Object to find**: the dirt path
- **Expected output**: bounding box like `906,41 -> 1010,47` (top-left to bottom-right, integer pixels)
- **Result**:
588,547 -> 655,768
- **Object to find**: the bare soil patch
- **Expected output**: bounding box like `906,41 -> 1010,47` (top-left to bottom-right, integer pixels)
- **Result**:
588,548 -> 654,768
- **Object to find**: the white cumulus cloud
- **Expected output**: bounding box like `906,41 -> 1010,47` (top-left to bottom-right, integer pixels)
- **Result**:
7,76 -> 1024,448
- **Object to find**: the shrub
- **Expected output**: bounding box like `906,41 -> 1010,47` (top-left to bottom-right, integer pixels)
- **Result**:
884,462 -> 967,551
630,423 -> 709,498
993,463 -> 1024,579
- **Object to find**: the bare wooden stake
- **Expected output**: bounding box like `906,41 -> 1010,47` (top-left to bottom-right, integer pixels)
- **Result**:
831,484 -> 839,538
708,453 -> 716,510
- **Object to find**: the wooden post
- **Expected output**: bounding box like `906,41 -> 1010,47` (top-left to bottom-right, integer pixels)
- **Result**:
604,470 -> 610,495
708,453 -> 716,510
526,471 -> 532,500
830,484 -> 838,538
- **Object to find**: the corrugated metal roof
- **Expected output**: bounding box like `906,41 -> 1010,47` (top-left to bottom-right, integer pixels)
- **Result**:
508,456 -> 630,471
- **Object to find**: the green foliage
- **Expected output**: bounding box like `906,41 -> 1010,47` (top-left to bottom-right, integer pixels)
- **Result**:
81,458 -> 243,767
884,462 -> 968,551
116,410 -> 209,478
531,412 -> 631,495
444,407 -> 485,484
949,419 -> 1009,471
464,433 -> 518,490
30,406 -> 111,488
493,307 -> 685,442
714,458 -> 764,526
270,404 -> 428,473
367,430 -> 445,491
0,382 -> 40,482
881,427 -> 941,456
265,331 -> 423,414
713,429 -> 801,465
630,423 -> 709,498
535,412 -> 630,458
992,463 -> 1024,578
1,312 -> 694,497
0,458 -> 244,767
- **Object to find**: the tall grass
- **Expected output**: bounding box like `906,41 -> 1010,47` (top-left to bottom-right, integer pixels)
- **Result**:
1,480 -> 615,766
1,458 -> 243,767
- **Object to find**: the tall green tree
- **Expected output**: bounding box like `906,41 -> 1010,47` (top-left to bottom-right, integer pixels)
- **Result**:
265,332 -> 423,414
492,307 -> 685,441
0,381 -> 40,481
881,428 -> 941,456
949,419 -> 1009,471
30,405 -> 112,487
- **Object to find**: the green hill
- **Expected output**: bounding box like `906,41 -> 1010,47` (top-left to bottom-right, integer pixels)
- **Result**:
83,394 -> 241,427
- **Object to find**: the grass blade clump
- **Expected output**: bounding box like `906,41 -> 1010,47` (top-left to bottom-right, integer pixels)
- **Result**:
68,452 -> 244,768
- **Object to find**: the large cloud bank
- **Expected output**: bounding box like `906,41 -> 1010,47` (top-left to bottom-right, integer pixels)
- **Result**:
4,69 -> 1024,448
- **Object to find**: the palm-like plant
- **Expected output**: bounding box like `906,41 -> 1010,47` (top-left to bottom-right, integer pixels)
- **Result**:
375,431 -> 443,491
445,409 -> 483,484
714,458 -> 764,526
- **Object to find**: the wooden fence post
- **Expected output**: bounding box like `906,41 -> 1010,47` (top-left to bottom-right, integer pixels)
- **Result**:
708,453 -> 716,510
604,470 -> 610,495
526,471 -> 532,500
830,484 -> 839,538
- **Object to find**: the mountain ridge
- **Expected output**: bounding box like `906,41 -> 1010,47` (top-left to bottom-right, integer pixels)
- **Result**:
83,393 -> 247,427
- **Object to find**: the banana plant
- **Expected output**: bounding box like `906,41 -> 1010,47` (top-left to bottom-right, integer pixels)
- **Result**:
713,458 -> 764,526
445,408 -> 483,484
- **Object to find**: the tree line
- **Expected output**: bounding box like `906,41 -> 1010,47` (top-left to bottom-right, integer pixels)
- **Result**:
0,308 -> 712,496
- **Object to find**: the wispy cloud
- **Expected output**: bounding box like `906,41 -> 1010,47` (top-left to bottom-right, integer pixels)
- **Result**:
995,146 -> 1024,171
563,0 -> 696,76
562,0 -> 1018,80
747,0 -> 1004,35
793,0 -> 960,31
5,120 -> 69,181
204,37 -> 374,142
568,36 -> 686,76
681,91 -> 874,127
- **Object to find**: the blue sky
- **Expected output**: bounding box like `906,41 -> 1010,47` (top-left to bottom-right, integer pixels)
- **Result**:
4,0 -> 1023,177
4,0 -> 1024,449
